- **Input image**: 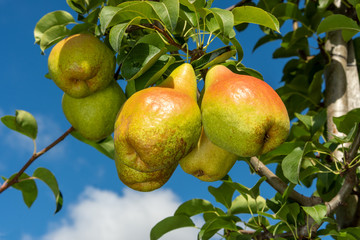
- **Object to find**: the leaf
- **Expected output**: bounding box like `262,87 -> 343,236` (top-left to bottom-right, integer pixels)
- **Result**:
260,142 -> 304,164
281,146 -> 304,184
295,110 -> 327,137
121,44 -> 167,81
276,202 -> 300,222
33,167 -> 63,214
232,6 -> 280,33
162,0 -> 180,32
199,216 -> 238,240
253,33 -> 282,52
208,182 -> 235,209
135,55 -> 175,90
191,46 -> 236,70
10,173 -> 38,208
175,199 -> 215,217
150,215 -> 195,240
1,110 -> 38,140
333,108 -> 360,134
71,131 -> 115,159
271,3 -> 307,24
230,194 -> 268,214
34,10 -> 75,45
109,23 -> 129,53
317,14 -> 360,41
249,176 -> 266,198
202,7 -> 234,38
39,25 -> 70,53
302,204 -> 327,225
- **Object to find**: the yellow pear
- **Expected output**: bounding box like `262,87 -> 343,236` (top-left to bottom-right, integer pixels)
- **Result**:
48,33 -> 115,98
180,128 -> 238,182
202,65 -> 290,157
62,81 -> 126,141
114,63 -> 201,173
115,157 -> 177,192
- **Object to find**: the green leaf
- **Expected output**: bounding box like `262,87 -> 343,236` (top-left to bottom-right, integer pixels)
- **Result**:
253,33 -> 282,52
232,6 -> 280,33
175,199 -> 215,217
281,146 -> 304,184
135,55 -> 175,90
67,0 -> 86,14
11,173 -> 38,208
162,0 -> 180,32
199,216 -> 238,240
150,215 -> 195,240
71,131 -> 115,159
333,108 -> 360,134
295,110 -> 327,137
260,142 -> 304,164
33,167 -> 63,214
249,176 -> 266,198
180,0 -> 205,11
208,182 -> 235,209
302,204 -> 327,225
276,202 -> 300,222
191,46 -> 236,70
317,14 -> 360,41
39,25 -> 70,53
121,44 -> 167,81
109,23 -> 129,53
271,3 -> 307,25
1,110 -> 38,140
34,10 -> 75,45
230,194 -> 268,214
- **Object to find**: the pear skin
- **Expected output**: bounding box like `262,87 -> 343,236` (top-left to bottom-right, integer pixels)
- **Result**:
114,63 -> 201,173
48,33 -> 115,98
62,81 -> 126,141
202,65 -> 290,157
158,63 -> 198,101
116,157 -> 177,192
180,128 -> 238,182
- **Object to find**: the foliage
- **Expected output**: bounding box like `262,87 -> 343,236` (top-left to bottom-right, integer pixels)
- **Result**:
2,0 -> 360,239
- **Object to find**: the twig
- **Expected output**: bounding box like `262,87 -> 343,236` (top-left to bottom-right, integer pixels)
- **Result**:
249,157 -> 322,206
0,126 -> 74,194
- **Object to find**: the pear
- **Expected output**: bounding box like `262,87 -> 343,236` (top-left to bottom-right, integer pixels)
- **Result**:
180,128 -> 238,182
114,63 -> 201,173
115,157 -> 177,192
62,81 -> 126,141
48,33 -> 115,98
201,65 -> 290,157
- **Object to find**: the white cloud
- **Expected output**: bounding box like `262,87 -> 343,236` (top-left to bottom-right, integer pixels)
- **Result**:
27,187 -> 201,240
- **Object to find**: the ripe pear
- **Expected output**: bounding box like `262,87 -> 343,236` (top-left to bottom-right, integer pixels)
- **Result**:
48,33 -> 115,98
180,128 -> 238,182
62,81 -> 126,141
114,63 -> 201,172
115,157 -> 177,192
201,65 -> 290,157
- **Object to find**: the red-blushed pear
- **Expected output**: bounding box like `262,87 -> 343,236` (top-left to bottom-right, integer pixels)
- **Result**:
179,128 -> 238,182
62,81 -> 126,141
114,63 -> 201,175
201,65 -> 290,157
48,33 -> 115,98
115,157 -> 178,192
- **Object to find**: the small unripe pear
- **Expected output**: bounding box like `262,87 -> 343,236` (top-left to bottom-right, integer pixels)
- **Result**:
202,65 -> 290,157
62,81 -> 126,141
48,33 -> 115,98
180,128 -> 238,182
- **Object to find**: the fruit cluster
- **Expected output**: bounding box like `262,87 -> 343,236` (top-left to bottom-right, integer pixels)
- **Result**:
48,33 -> 290,192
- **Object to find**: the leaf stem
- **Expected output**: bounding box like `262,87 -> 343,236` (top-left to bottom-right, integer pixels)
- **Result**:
0,126 -> 74,194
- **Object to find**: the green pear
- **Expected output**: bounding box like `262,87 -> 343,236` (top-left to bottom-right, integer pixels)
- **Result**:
48,33 -> 115,98
180,128 -> 238,182
202,65 -> 290,157
114,63 -> 201,174
62,81 -> 126,141
115,156 -> 177,192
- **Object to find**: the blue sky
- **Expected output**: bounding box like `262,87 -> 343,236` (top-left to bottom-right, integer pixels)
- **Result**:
0,1 -> 299,239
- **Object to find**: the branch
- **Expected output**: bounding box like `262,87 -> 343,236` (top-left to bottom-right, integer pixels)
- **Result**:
326,123 -> 360,215
249,157 -> 322,206
0,126 -> 74,194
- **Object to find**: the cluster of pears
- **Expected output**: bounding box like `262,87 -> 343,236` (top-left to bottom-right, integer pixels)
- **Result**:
48,33 -> 290,192
113,63 -> 290,192
48,33 -> 126,141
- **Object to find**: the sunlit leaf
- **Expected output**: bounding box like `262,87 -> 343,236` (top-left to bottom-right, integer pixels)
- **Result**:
199,216 -> 238,240
71,131 -> 115,159
10,173 -> 38,208
302,204 -> 327,225
230,194 -> 268,214
232,6 -> 280,33
208,182 -> 235,209
333,108 -> 360,134
150,215 -> 195,240
175,199 -> 215,216
317,14 -> 360,41
1,110 -> 38,140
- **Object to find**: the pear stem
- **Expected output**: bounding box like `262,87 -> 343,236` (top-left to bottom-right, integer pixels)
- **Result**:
0,126 -> 74,194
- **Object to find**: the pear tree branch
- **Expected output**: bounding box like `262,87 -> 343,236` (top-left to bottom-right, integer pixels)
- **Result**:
0,126 -> 74,194
249,157 -> 323,206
